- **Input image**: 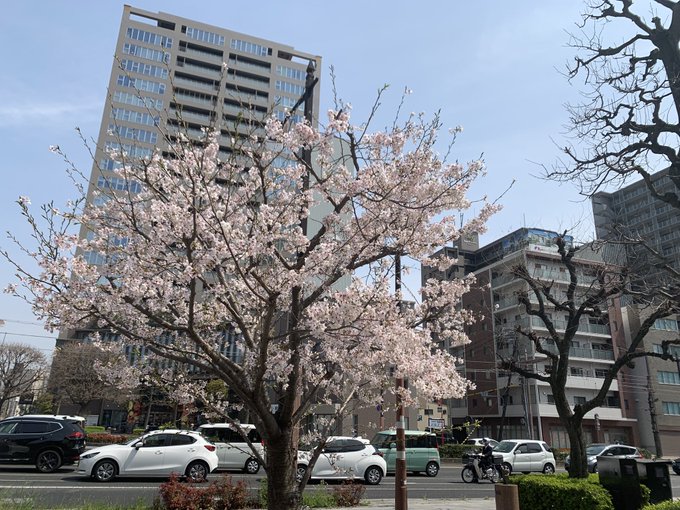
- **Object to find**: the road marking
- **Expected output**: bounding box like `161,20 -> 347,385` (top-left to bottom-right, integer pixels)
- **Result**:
0,485 -> 160,489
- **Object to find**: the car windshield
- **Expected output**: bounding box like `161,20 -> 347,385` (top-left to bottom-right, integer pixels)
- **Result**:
371,433 -> 394,449
125,436 -> 143,446
494,441 -> 517,453
586,445 -> 607,456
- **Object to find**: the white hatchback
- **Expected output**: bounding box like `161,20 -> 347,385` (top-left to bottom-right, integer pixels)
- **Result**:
77,429 -> 218,482
297,436 -> 387,485
493,439 -> 556,474
197,423 -> 264,474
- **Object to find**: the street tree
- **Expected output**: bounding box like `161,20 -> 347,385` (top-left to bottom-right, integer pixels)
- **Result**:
48,341 -> 134,414
0,342 -> 47,418
3,94 -> 495,509
551,0 -> 680,208
498,234 -> 680,478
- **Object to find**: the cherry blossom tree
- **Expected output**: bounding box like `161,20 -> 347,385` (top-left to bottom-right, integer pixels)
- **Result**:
3,94 -> 495,509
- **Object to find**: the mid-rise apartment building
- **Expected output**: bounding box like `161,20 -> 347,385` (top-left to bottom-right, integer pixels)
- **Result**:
423,228 -> 639,447
593,170 -> 680,456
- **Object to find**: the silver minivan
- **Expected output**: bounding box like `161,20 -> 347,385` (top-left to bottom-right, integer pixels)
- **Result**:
197,423 -> 264,474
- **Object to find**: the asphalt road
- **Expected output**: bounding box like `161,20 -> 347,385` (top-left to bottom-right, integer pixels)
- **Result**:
0,464 -> 678,508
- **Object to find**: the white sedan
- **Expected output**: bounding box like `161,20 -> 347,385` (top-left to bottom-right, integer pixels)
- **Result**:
77,430 -> 218,482
297,437 -> 387,485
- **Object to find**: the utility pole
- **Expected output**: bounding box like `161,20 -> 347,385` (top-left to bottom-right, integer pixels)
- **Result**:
395,254 -> 408,510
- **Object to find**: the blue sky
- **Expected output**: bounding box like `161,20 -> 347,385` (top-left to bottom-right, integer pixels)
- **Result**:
0,1 -> 608,355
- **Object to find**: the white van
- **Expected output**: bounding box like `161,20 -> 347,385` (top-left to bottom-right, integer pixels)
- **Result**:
197,423 -> 264,474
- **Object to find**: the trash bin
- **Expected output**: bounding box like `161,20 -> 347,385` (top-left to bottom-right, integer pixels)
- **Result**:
636,460 -> 673,504
598,457 -> 642,510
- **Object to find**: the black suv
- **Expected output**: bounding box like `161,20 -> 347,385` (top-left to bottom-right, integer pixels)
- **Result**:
0,415 -> 86,472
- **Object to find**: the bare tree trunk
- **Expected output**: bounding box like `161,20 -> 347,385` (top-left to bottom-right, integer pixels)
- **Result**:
266,427 -> 301,510
565,416 -> 588,478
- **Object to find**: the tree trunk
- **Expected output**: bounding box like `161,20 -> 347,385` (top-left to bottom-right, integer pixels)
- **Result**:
565,416 -> 588,478
265,427 -> 301,510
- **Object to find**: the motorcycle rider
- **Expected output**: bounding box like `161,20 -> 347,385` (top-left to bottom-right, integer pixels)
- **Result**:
475,437 -> 494,477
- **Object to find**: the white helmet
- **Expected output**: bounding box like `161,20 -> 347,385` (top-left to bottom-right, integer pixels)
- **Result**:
482,437 -> 490,444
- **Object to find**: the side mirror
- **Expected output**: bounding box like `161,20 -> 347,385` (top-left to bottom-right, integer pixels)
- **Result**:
133,441 -> 142,449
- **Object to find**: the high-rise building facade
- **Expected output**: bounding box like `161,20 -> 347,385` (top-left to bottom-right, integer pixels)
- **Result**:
84,5 -> 320,237
54,6 -> 321,427
593,170 -> 680,456
423,228 -> 639,447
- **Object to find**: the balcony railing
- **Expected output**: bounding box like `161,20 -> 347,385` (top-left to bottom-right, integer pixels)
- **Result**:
538,342 -> 614,361
530,316 -> 610,336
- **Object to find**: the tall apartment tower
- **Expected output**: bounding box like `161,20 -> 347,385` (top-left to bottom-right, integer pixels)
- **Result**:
84,5 -> 321,250
423,228 -> 639,447
592,170 -> 680,456
54,6 -> 321,427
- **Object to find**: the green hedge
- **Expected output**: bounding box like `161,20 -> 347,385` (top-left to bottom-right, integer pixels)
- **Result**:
438,443 -> 478,459
645,500 -> 680,510
87,433 -> 132,444
509,474 -> 613,510
84,426 -> 106,434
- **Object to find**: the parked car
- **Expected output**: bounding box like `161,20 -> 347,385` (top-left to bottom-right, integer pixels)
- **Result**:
371,430 -> 441,476
492,439 -> 556,474
0,415 -> 86,473
297,436 -> 386,485
77,429 -> 218,482
462,438 -> 499,449
197,423 -> 264,474
672,458 -> 680,476
564,443 -> 641,473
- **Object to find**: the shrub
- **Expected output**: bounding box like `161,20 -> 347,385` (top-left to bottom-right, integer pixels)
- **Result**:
256,478 -> 364,508
85,425 -> 106,434
332,480 -> 365,507
645,500 -> 680,510
439,443 -> 477,459
87,433 -> 131,444
157,473 -> 249,510
509,473 -> 613,510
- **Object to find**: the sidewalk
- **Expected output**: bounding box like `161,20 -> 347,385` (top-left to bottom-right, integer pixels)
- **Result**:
322,498 -> 495,510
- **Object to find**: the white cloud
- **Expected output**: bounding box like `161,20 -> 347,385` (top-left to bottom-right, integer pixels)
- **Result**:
0,99 -> 101,128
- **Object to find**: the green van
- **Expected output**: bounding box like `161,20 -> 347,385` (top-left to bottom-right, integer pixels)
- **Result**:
370,430 -> 440,477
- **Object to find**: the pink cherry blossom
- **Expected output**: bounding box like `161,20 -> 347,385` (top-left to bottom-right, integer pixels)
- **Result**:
5,97 -> 497,510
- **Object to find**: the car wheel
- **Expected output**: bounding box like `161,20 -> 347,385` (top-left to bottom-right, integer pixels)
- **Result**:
93,460 -> 117,482
461,466 -> 476,483
364,466 -> 383,485
542,463 -> 555,474
296,464 -> 307,483
425,461 -> 439,477
244,457 -> 260,474
502,463 -> 513,475
36,450 -> 62,473
186,461 -> 209,482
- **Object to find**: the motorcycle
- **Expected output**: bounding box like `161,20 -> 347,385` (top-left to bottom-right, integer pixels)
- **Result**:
461,453 -> 501,483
